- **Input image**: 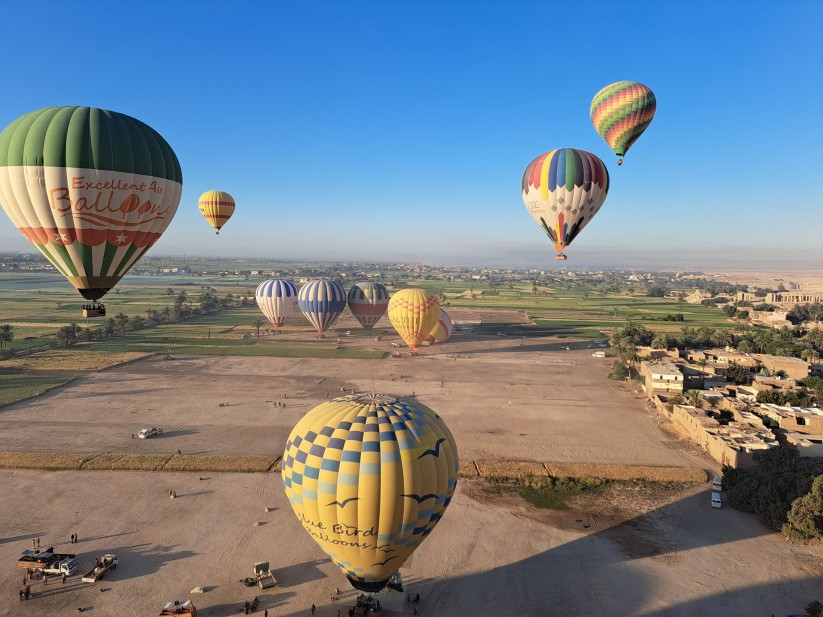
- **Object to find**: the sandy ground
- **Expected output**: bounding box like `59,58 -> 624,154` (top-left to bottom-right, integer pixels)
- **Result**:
0,336 -> 704,469
0,333 -> 821,615
0,471 -> 821,617
707,269 -> 823,293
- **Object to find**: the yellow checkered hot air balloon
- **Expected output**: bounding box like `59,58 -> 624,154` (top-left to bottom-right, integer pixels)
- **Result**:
387,288 -> 440,351
198,190 -> 235,234
282,393 -> 458,593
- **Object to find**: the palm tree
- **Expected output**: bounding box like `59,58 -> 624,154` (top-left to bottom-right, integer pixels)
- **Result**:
252,319 -> 266,342
0,323 -> 14,350
685,389 -> 702,408
114,313 -> 130,337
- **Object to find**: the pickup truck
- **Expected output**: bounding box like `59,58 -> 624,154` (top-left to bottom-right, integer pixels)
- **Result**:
160,600 -> 196,615
82,554 -> 118,583
42,557 -> 78,576
252,561 -> 277,589
18,548 -> 75,569
138,427 -> 163,439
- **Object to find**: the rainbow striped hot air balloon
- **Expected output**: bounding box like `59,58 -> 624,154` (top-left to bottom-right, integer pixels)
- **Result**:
521,148 -> 609,261
347,282 -> 390,332
256,279 -> 299,328
387,288 -> 440,351
590,81 -> 656,165
282,393 -> 458,593
198,190 -> 235,234
0,106 -> 182,302
298,279 -> 347,332
426,309 -> 453,344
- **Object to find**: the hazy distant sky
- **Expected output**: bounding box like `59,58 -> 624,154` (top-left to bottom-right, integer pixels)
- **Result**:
1,1 -> 821,269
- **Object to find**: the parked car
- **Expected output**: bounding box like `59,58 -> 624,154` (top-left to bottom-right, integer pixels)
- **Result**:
138,427 -> 163,439
711,492 -> 722,509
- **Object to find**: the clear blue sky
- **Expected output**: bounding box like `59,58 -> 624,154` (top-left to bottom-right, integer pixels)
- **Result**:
1,0 -> 821,269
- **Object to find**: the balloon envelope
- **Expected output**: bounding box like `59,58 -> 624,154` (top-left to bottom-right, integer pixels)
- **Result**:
387,288 -> 440,351
521,148 -> 609,257
282,393 -> 458,592
198,190 -> 235,233
298,279 -> 347,332
347,282 -> 390,331
256,279 -> 299,328
426,309 -> 453,344
0,106 -> 182,300
590,81 -> 656,162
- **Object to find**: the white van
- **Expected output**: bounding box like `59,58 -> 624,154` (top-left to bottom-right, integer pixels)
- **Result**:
711,492 -> 722,508
711,477 -> 723,492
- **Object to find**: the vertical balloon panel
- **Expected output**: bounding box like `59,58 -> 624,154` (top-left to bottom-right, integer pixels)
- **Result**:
282,394 -> 458,592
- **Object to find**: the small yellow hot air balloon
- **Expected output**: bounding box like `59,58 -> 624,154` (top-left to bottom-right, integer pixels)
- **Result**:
282,393 -> 458,592
387,288 -> 440,351
198,190 -> 235,234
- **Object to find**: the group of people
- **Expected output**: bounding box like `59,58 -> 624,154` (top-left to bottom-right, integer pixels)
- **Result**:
349,594 -> 383,616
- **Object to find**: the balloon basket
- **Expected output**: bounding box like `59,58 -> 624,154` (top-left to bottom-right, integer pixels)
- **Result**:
82,302 -> 106,317
555,254 -> 568,261
617,158 -> 623,166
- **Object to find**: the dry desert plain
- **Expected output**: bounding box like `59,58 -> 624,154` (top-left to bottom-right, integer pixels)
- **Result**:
1,334 -> 822,616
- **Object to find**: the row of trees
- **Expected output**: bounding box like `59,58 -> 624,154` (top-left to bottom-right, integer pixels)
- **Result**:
724,446 -> 823,541
638,322 -> 822,361
0,288 -> 250,353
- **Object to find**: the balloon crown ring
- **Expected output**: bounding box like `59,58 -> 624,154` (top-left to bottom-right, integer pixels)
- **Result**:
337,393 -> 399,405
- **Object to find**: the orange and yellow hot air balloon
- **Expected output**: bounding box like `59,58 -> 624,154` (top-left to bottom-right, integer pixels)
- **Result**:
198,190 -> 235,234
387,288 -> 440,351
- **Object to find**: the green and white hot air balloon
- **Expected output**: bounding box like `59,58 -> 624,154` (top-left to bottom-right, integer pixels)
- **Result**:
0,106 -> 183,302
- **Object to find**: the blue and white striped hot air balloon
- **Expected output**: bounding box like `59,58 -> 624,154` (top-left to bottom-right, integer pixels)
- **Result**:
298,279 -> 347,332
256,279 -> 299,328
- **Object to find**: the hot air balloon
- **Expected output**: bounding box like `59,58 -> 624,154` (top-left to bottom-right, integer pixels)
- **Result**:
347,282 -> 389,332
0,107 -> 182,308
198,190 -> 235,234
426,309 -> 453,344
256,279 -> 299,328
282,393 -> 458,593
387,288 -> 440,351
298,279 -> 347,332
590,81 -> 656,165
521,148 -> 609,261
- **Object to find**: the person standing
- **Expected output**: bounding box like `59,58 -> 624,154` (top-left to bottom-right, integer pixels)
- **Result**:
43,573 -> 47,586
35,537 -> 40,548
62,572 -> 67,584
311,604 -> 316,615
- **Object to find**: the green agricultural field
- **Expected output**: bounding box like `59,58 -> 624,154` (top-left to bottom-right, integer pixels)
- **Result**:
0,372 -> 76,407
0,274 -> 735,362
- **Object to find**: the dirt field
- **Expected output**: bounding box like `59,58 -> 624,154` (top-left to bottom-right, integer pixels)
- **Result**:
0,333 -> 821,615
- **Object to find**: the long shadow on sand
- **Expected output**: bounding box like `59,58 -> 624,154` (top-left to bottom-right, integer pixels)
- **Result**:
90,543 -> 197,581
275,558 -> 329,588
198,590 -> 294,617
382,489 -> 822,617
1,532 -> 47,545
